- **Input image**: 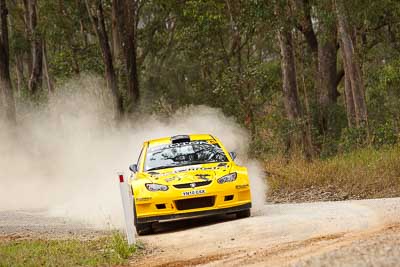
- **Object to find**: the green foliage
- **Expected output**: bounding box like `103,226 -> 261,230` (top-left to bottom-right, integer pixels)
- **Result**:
364,57 -> 400,150
111,231 -> 137,259
367,58 -> 400,123
313,104 -> 348,158
0,232 -> 140,267
5,0 -> 400,161
50,44 -> 103,80
371,122 -> 399,148
339,126 -> 369,152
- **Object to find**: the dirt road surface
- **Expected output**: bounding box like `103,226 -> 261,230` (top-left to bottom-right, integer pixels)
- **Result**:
1,198 -> 400,266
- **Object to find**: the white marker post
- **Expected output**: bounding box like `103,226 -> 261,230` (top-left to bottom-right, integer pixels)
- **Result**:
118,173 -> 136,245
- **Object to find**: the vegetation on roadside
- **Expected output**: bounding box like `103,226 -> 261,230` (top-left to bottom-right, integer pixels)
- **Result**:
267,145 -> 400,202
0,232 -> 141,267
1,0 -> 400,160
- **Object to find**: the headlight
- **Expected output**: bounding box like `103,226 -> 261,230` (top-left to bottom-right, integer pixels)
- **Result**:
217,172 -> 237,184
145,183 -> 169,191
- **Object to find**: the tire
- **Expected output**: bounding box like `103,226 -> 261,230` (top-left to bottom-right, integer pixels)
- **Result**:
236,209 -> 251,219
133,198 -> 154,235
136,222 -> 154,236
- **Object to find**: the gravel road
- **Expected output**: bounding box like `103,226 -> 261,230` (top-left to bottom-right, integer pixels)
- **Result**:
0,209 -> 108,240
1,198 -> 400,266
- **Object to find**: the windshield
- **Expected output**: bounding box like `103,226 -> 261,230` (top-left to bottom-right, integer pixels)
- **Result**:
144,140 -> 228,171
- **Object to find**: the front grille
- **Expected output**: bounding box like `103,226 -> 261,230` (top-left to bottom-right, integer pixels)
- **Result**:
175,196 -> 215,210
173,180 -> 212,189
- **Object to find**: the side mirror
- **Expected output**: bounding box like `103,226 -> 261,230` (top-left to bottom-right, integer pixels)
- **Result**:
129,164 -> 138,173
229,151 -> 237,161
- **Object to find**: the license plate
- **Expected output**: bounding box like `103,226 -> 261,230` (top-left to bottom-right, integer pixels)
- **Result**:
182,189 -> 206,196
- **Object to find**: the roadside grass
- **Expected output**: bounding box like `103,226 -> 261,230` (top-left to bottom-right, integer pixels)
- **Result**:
0,231 -> 141,267
266,145 -> 400,201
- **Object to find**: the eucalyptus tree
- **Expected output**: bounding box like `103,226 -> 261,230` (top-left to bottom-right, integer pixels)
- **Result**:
113,0 -> 141,114
23,0 -> 43,96
0,0 -> 16,124
86,0 -> 123,120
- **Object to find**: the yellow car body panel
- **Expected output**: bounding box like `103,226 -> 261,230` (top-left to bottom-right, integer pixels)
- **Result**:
129,134 -> 252,225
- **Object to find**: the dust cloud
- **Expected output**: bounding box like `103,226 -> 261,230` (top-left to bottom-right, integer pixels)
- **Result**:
0,75 -> 266,228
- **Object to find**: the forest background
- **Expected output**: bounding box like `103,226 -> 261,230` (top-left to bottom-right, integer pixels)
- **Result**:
1,0 -> 400,201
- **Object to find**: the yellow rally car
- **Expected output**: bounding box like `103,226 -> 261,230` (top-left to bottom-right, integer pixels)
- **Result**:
129,134 -> 252,235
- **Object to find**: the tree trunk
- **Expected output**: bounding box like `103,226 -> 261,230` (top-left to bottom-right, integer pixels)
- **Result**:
114,0 -> 140,114
111,1 -> 120,60
340,41 -> 356,127
295,0 -> 340,134
71,47 -> 80,75
42,39 -> 54,94
335,0 -> 368,127
58,1 -> 80,75
75,0 -> 88,47
15,54 -> 25,95
26,0 -> 43,96
22,0 -> 32,77
86,0 -> 123,120
299,45 -> 314,158
7,6 -> 25,95
278,26 -> 313,159
318,21 -> 339,132
225,0 -> 243,74
278,30 -> 302,120
343,67 -> 356,127
0,0 -> 16,124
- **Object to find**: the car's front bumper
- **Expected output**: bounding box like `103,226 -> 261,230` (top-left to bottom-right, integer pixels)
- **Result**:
134,183 -> 251,223
136,202 -> 251,223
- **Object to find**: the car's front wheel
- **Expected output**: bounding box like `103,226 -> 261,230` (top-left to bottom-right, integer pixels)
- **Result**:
236,209 -> 251,219
135,222 -> 154,235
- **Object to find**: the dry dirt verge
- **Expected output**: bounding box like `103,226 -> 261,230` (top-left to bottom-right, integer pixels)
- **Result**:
267,185 -> 400,204
267,186 -> 354,203
134,224 -> 400,267
265,146 -> 400,204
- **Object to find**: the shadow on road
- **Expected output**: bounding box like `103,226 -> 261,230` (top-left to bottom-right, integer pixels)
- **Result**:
151,214 -> 237,235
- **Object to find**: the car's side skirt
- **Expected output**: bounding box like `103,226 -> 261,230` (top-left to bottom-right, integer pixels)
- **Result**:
136,202 -> 251,224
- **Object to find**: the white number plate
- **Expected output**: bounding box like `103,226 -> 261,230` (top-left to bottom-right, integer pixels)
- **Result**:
182,189 -> 206,196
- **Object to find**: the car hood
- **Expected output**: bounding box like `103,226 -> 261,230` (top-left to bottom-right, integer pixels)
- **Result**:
143,162 -> 232,185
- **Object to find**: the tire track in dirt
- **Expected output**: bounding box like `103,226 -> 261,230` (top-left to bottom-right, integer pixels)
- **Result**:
213,224 -> 400,266
134,198 -> 400,266
138,224 -> 400,267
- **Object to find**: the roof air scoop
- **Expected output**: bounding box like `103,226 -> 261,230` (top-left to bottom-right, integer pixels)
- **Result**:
171,135 -> 191,144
